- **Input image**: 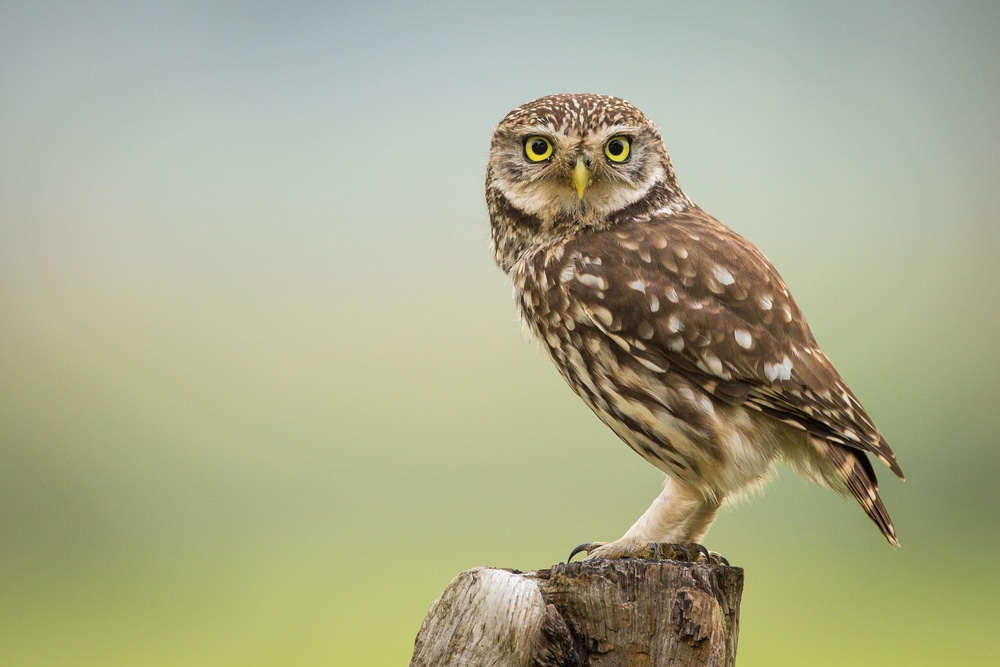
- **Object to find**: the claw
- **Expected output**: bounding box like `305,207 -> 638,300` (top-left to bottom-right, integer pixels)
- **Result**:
709,551 -> 730,566
567,541 -> 732,565
567,542 -> 604,562
691,544 -> 711,563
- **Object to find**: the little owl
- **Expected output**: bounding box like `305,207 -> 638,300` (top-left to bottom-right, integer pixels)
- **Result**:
486,93 -> 903,560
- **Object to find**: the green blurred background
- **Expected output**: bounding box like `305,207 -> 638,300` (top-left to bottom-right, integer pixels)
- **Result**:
2,1 -> 998,664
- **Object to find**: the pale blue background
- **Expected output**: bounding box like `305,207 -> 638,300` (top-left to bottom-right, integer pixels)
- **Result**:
2,2 -> 998,664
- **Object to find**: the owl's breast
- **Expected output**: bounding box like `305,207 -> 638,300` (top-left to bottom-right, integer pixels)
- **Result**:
511,244 -> 687,477
511,241 -> 597,390
509,236 -> 784,489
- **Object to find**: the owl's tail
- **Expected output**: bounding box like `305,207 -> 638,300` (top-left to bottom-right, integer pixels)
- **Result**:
817,438 -> 900,547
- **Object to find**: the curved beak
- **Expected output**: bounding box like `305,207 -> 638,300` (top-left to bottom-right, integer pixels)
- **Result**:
572,159 -> 590,199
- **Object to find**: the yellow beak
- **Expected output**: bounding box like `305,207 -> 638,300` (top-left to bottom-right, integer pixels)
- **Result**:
572,159 -> 590,199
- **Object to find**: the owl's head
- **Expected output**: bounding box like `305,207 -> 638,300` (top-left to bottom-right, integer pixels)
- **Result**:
486,94 -> 689,231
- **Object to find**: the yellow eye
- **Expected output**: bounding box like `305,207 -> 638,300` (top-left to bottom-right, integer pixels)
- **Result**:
604,136 -> 631,163
523,136 -> 554,162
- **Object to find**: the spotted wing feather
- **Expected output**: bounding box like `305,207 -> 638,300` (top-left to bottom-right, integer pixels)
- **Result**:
556,209 -> 904,480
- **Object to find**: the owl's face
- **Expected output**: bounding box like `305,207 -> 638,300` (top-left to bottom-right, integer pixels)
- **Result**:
487,94 -> 676,225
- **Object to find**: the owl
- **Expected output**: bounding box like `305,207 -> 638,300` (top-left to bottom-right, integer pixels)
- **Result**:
486,94 -> 904,560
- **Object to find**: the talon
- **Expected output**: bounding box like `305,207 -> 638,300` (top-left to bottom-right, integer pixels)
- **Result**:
710,551 -> 730,566
567,542 -> 602,562
674,543 -> 691,561
650,542 -> 662,560
691,544 -> 711,563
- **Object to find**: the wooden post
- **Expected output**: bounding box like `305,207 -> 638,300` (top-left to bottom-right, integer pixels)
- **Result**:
410,555 -> 743,667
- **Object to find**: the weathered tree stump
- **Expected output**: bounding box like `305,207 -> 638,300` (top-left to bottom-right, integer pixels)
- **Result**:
410,556 -> 743,667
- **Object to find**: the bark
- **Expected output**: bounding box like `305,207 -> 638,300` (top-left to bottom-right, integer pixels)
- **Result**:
410,557 -> 743,667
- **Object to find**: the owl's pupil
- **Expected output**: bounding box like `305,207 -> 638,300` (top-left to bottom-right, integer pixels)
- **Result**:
608,140 -> 624,156
531,140 -> 547,155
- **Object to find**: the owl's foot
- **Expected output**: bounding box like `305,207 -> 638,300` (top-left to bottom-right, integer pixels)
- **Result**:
567,541 -> 728,565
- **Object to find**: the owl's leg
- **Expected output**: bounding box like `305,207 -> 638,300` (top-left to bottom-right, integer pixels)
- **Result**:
621,476 -> 720,544
572,476 -> 722,561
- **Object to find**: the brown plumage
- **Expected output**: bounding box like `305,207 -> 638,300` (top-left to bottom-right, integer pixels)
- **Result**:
487,94 -> 903,557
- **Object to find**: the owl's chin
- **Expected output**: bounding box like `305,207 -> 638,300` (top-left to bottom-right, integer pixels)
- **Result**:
505,184 -> 654,226
500,185 -> 584,222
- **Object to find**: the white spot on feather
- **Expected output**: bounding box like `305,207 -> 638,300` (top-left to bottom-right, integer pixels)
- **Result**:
758,295 -> 773,310
608,333 -> 631,352
713,265 -> 735,286
628,279 -> 647,293
700,351 -> 725,377
616,235 -> 640,251
589,305 -> 614,327
577,273 -> 608,290
667,314 -> 684,333
637,357 -> 667,373
764,355 -> 793,382
726,431 -> 752,461
734,329 -> 753,349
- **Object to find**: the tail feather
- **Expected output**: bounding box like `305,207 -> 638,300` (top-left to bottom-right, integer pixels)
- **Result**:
822,440 -> 900,546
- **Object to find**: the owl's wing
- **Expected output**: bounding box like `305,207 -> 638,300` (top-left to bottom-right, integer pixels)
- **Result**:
557,210 -> 903,479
